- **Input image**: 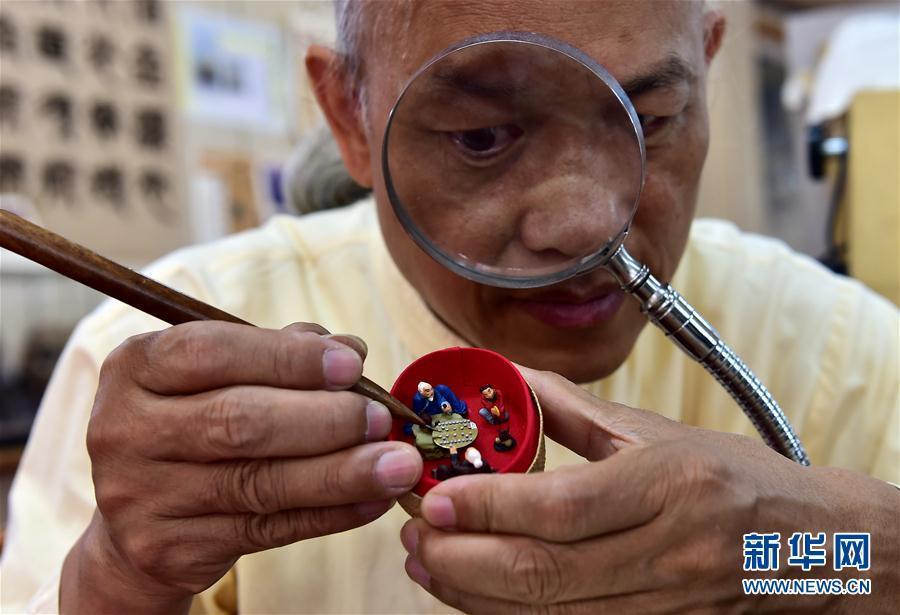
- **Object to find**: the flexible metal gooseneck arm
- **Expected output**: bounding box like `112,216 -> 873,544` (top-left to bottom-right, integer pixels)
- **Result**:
606,245 -> 811,466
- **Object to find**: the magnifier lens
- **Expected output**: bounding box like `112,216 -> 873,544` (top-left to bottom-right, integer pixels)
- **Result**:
383,36 -> 644,288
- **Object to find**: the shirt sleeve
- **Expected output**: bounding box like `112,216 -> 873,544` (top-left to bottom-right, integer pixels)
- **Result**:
824,281 -> 900,483
0,257 -> 228,612
0,334 -> 102,613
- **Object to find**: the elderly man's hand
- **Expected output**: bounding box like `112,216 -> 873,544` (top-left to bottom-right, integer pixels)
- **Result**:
401,367 -> 898,613
62,322 -> 422,614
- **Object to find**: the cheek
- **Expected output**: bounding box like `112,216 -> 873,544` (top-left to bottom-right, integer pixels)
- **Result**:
631,108 -> 708,278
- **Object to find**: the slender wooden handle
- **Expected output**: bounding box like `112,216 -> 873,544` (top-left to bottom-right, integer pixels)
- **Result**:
0,210 -> 422,425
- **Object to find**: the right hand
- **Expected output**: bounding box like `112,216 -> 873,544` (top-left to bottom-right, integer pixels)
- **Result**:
62,321 -> 422,613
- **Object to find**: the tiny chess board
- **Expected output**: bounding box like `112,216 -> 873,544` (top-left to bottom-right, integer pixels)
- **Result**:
432,418 -> 479,449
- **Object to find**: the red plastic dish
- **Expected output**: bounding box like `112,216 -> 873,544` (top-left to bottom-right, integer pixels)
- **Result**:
389,346 -> 541,498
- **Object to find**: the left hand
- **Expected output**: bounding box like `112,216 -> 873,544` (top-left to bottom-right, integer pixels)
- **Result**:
401,367 -> 899,613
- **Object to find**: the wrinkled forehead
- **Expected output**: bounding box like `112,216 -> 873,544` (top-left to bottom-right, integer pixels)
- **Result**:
361,0 -> 704,93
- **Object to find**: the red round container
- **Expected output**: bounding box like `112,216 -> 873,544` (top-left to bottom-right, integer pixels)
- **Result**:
389,347 -> 544,514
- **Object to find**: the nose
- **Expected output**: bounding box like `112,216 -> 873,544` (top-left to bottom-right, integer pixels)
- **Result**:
516,150 -> 637,263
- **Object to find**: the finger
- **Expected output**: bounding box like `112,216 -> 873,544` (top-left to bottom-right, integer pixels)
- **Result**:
281,323 -> 369,359
418,570 -> 665,615
402,519 -> 652,604
158,442 -> 423,515
420,447 -> 666,541
326,334 -> 368,361
404,561 -> 534,615
282,322 -> 330,335
517,365 -> 683,460
174,499 -> 396,563
120,321 -> 365,394
142,388 -> 392,461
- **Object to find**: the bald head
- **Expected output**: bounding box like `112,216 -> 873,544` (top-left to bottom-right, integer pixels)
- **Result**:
333,0 -> 708,94
310,0 -> 725,381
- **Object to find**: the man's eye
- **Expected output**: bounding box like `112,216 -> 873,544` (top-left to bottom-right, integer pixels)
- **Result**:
638,114 -> 670,139
448,124 -> 523,159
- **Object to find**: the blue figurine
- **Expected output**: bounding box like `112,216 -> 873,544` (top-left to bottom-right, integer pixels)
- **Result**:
412,381 -> 468,419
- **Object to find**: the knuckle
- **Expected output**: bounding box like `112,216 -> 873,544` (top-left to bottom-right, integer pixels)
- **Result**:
86,409 -> 132,462
85,415 -> 109,460
102,334 -> 143,376
120,529 -> 165,579
675,445 -> 730,497
273,330 -> 319,383
93,476 -> 137,520
242,514 -> 283,551
219,460 -> 284,514
324,391 -> 362,443
142,531 -> 193,587
506,542 -> 566,604
271,335 -> 296,384
87,390 -> 150,462
163,325 -> 217,372
318,456 -> 349,498
204,389 -> 268,455
285,506 -> 335,541
104,332 -> 158,382
241,507 -> 334,551
283,321 -> 330,335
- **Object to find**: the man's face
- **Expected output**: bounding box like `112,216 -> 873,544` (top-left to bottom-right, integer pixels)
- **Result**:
482,387 -> 494,399
354,1 -> 716,382
421,384 -> 434,398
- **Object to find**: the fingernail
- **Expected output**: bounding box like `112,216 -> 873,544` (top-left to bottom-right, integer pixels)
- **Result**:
374,448 -> 421,490
365,401 -> 392,442
326,334 -> 368,357
421,494 -> 456,528
405,555 -> 431,589
354,498 -> 395,519
323,347 -> 362,388
400,522 -> 419,555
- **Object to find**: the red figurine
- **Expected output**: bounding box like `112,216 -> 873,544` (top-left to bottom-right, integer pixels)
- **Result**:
477,384 -> 509,425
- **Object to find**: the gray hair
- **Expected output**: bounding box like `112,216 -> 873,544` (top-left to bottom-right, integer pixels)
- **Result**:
281,124 -> 370,215
333,0 -> 413,114
333,0 -> 364,83
333,0 -> 371,112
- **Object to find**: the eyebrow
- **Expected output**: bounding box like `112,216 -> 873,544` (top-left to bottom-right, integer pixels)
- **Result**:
619,55 -> 695,98
431,70 -> 526,100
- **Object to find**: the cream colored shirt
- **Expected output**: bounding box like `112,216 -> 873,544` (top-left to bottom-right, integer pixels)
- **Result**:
2,199 -> 898,614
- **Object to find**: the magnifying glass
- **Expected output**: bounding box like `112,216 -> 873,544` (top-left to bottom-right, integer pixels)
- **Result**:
382,32 -> 809,465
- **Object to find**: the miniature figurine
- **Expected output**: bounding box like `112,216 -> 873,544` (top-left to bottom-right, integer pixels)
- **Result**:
477,384 -> 508,425
409,387 -> 474,460
412,381 -> 467,420
432,446 -> 493,481
494,428 -> 517,452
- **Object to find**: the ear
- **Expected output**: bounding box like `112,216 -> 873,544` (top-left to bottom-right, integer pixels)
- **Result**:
305,44 -> 373,187
702,10 -> 726,66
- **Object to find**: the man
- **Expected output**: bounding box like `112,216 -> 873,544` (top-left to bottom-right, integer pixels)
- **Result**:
1,1 -> 897,613
432,446 -> 492,481
412,381 -> 468,418
477,384 -> 507,425
410,386 -> 469,459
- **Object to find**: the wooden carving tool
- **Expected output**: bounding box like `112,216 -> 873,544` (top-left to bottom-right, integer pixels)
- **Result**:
0,210 -> 424,426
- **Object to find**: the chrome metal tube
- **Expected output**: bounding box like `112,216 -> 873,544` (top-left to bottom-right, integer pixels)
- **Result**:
606,245 -> 810,465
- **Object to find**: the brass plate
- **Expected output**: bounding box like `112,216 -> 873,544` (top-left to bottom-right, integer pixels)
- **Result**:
432,418 -> 479,449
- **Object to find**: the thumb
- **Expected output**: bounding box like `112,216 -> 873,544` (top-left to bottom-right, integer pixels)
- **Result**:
281,322 -> 368,361
517,365 -> 683,460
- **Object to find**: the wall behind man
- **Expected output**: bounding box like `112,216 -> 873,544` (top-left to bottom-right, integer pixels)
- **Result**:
697,0 -> 768,235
